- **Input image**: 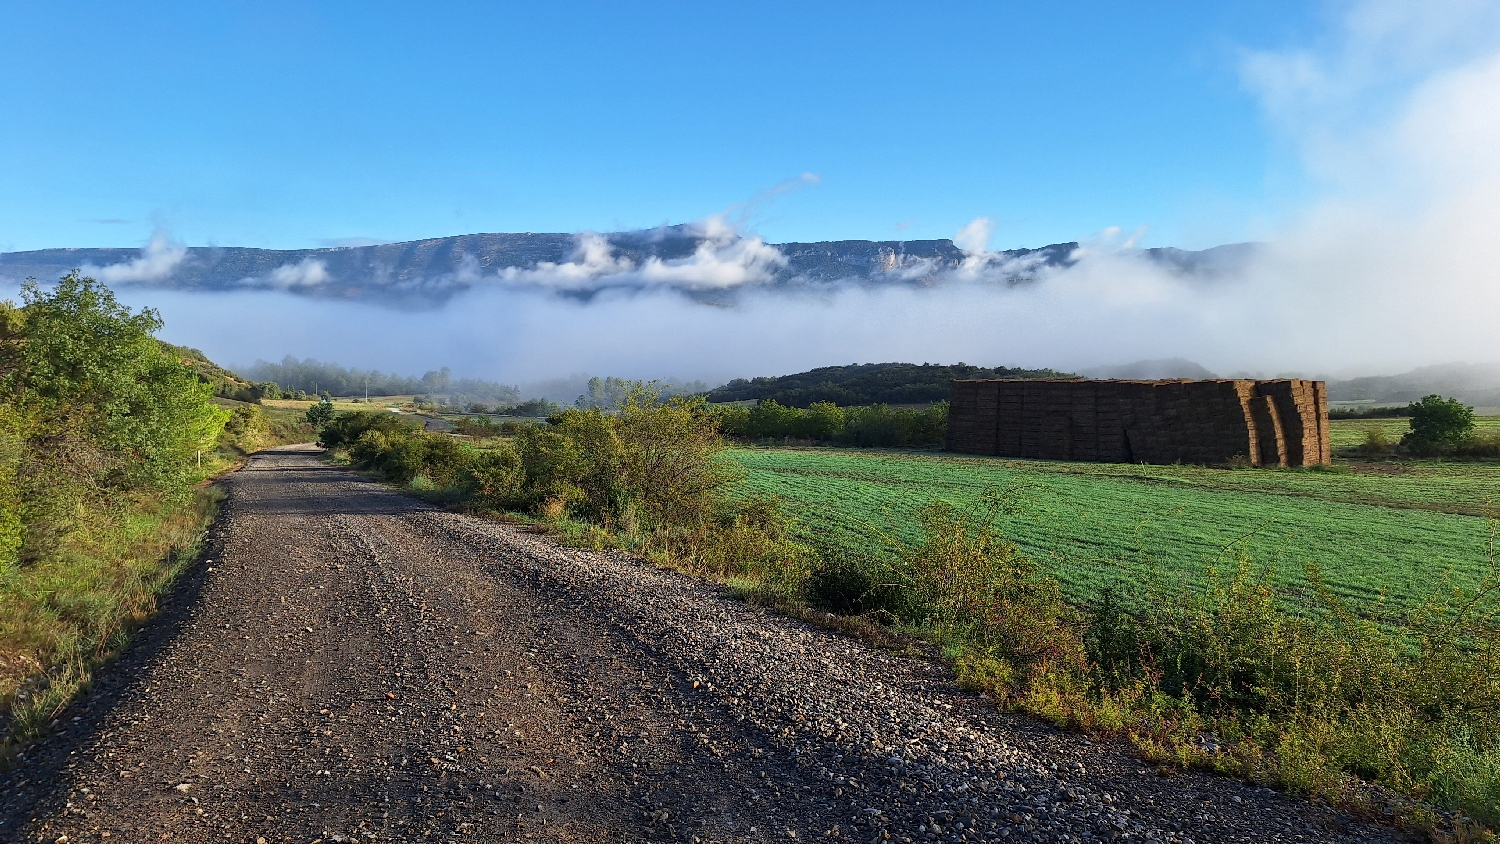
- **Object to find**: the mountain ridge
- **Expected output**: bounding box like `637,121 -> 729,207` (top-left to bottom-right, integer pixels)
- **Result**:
0,228 -> 1252,303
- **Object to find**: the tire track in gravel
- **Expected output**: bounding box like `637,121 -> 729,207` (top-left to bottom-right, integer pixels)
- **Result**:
0,445 -> 1410,843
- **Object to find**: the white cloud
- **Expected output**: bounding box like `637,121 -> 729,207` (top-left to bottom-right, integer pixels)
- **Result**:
495,216 -> 786,292
952,217 -> 992,255
242,257 -> 333,290
82,229 -> 187,284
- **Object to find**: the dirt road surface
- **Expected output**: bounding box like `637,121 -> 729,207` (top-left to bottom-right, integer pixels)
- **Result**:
0,446 -> 1406,843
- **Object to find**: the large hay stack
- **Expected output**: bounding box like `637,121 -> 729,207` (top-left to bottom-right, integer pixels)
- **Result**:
946,379 -> 1330,466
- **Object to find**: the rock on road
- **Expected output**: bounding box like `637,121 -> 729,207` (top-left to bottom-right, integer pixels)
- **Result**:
0,445 -> 1405,843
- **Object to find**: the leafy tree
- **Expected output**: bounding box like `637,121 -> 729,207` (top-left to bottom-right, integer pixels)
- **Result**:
305,397 -> 337,428
1402,395 -> 1475,454
804,401 -> 847,439
315,409 -> 415,448
746,400 -> 803,438
5,272 -> 227,491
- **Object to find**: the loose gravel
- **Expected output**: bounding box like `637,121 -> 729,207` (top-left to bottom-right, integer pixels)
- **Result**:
0,445 -> 1409,843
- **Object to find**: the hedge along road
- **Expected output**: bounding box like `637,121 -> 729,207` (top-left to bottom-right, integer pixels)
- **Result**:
0,446 -> 1405,844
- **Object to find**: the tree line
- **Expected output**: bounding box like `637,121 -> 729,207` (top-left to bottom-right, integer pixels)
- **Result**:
707,362 -> 1072,408
245,356 -> 521,405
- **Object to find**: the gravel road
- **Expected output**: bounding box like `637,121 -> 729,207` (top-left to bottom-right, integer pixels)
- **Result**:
0,445 -> 1408,843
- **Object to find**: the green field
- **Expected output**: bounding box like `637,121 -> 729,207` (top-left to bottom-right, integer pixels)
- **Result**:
731,446 -> 1500,618
1327,415 -> 1500,450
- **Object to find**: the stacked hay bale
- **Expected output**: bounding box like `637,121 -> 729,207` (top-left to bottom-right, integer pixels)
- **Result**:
945,378 -> 1329,467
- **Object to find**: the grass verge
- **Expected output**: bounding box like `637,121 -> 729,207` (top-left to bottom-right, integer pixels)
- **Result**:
0,485 -> 223,763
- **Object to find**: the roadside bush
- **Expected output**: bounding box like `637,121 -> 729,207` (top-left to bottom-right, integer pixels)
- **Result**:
317,410 -> 418,449
344,425 -> 481,491
616,389 -> 740,533
521,409 -> 624,521
679,495 -> 815,597
467,441 -> 524,506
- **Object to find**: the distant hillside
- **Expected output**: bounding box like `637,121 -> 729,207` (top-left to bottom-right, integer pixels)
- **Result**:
1080,358 -> 1218,380
159,342 -> 269,402
708,363 -> 1075,408
1327,363 -> 1500,407
0,228 -> 1254,304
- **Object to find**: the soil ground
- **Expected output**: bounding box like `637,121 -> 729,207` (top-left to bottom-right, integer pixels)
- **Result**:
0,446 -> 1408,843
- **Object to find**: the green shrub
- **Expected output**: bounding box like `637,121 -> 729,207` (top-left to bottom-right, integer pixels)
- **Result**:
682,495 -> 814,597
616,389 -> 740,533
1403,395 -> 1476,454
317,410 -> 418,449
1361,427 -> 1391,456
305,398 -> 336,428
467,441 -> 524,507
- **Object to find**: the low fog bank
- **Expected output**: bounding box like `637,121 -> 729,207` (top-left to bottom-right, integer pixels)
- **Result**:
62,263 -> 1500,394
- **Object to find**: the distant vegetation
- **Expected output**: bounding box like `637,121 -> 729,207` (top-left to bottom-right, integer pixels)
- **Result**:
246,356 -> 521,406
713,400 -> 949,448
0,273 -> 305,754
1328,404 -> 1411,419
575,376 -> 710,410
707,362 -> 1073,408
162,343 -> 295,403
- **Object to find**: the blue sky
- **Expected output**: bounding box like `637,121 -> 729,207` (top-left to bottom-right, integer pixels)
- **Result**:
0,1 -> 1326,253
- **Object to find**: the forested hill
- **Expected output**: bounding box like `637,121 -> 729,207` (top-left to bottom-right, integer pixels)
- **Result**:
707,363 -> 1075,408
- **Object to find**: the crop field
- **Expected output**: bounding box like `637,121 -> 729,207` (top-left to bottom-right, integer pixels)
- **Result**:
731,446 -> 1500,618
1327,415 -> 1500,450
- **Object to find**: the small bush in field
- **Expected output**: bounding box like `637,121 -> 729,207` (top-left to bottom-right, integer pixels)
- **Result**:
1361,427 -> 1391,456
1403,395 -> 1476,454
